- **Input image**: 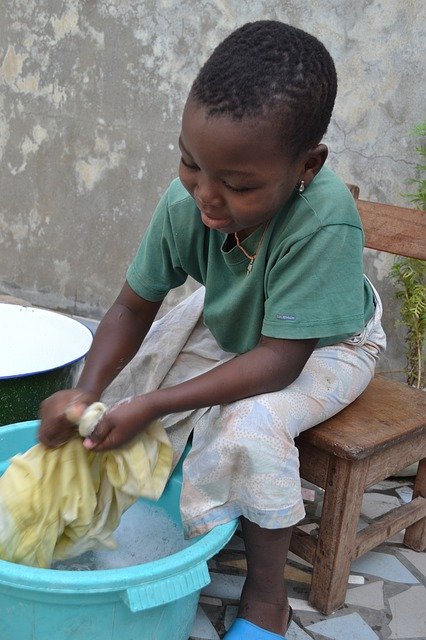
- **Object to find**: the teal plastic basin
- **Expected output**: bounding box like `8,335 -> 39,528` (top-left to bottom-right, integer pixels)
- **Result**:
0,421 -> 238,640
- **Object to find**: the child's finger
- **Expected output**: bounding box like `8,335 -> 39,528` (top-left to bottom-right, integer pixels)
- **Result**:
82,415 -> 114,450
82,436 -> 96,449
65,402 -> 87,425
40,417 -> 77,448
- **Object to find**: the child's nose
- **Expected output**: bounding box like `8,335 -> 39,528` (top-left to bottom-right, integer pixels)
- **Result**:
194,176 -> 223,208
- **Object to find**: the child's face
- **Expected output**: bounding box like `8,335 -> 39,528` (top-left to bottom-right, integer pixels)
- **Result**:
178,98 -> 308,237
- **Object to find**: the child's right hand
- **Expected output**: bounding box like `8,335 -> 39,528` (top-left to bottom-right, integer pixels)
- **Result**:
38,389 -> 98,448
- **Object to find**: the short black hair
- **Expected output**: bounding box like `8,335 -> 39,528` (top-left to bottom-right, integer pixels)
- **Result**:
190,21 -> 337,158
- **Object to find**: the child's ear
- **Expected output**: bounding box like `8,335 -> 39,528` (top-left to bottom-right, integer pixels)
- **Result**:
300,144 -> 328,186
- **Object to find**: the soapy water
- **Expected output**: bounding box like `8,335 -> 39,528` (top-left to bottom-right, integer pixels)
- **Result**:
51,501 -> 193,571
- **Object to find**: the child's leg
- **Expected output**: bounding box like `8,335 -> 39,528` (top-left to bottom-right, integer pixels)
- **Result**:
239,517 -> 292,634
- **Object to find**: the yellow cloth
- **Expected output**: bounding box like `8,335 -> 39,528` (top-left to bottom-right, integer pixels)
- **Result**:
0,415 -> 173,568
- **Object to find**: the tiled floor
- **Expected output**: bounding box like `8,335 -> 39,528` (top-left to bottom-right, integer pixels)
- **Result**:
189,476 -> 426,640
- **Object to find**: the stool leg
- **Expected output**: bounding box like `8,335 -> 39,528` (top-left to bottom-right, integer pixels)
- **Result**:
308,456 -> 368,615
404,457 -> 426,551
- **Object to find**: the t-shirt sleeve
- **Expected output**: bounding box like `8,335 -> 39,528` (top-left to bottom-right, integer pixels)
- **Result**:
126,189 -> 188,301
262,223 -> 366,340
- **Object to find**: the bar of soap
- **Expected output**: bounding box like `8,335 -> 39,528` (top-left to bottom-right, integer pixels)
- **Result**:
78,402 -> 107,437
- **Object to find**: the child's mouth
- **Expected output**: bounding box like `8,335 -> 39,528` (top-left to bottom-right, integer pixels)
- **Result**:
200,210 -> 231,231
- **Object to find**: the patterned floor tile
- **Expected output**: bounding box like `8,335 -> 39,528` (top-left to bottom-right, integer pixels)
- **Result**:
200,596 -> 223,607
219,557 -> 247,572
387,530 -> 406,544
287,550 -> 312,568
288,597 -> 318,612
361,493 -> 402,519
368,479 -> 414,490
351,551 -> 419,583
223,605 -> 238,632
397,549 -> 426,579
190,606 -> 220,640
286,621 -> 315,639
345,580 -> 385,610
307,612 -> 380,639
388,585 -> 426,639
298,522 -> 318,534
395,486 -> 414,504
284,564 -> 312,584
201,572 -> 245,601
357,517 -> 370,531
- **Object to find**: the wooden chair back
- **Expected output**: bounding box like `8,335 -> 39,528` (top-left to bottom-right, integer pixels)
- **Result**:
357,199 -> 426,259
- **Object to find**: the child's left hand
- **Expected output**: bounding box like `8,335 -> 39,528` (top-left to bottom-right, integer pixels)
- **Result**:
82,396 -> 155,451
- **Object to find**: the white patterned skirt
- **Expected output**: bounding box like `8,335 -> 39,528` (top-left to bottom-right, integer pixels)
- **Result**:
103,285 -> 386,537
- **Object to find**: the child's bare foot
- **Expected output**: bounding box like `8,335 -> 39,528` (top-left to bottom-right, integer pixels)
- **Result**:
237,581 -> 291,635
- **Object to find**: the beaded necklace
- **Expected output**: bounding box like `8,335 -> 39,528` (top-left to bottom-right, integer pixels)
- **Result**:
234,221 -> 270,275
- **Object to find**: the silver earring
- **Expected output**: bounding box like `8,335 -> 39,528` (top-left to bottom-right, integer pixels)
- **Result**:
298,180 -> 305,194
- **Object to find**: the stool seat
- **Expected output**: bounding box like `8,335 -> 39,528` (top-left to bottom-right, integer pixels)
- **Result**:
297,376 -> 425,460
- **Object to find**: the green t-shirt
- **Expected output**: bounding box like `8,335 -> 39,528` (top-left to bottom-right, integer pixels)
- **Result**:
127,166 -> 374,354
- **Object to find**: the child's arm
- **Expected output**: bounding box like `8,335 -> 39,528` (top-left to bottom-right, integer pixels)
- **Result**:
38,282 -> 162,447
76,283 -> 162,398
83,331 -> 318,451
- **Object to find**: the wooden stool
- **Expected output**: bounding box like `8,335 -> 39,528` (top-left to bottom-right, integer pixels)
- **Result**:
291,197 -> 426,614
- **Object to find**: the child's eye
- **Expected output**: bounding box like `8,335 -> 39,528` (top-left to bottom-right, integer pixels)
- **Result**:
223,182 -> 253,193
180,156 -> 198,170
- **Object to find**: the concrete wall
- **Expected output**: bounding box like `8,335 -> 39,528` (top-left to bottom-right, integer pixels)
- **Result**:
1,0 -> 424,375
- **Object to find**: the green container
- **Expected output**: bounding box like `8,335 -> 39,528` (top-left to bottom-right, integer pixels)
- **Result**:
0,304 -> 93,426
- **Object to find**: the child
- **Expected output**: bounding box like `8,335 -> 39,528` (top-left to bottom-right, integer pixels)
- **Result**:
39,21 -> 386,639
